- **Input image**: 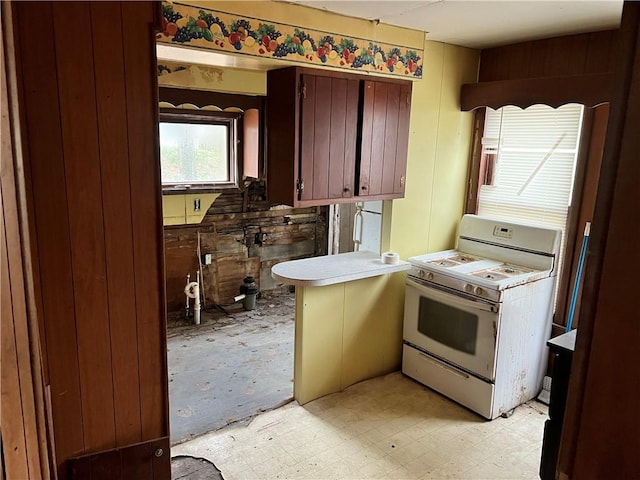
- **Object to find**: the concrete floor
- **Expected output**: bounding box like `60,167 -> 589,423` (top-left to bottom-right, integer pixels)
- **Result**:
167,292 -> 295,445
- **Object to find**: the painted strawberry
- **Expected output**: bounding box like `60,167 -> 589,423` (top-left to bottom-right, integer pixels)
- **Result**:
342,49 -> 350,61
262,35 -> 270,48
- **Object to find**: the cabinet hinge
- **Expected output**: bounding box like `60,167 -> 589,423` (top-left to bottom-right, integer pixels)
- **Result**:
299,82 -> 306,99
296,178 -> 304,196
406,92 -> 411,106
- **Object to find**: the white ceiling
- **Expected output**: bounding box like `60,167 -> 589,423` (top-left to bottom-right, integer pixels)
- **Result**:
290,0 -> 623,49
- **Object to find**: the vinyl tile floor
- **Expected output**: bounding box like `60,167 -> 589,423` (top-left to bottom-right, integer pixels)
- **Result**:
172,372 -> 548,479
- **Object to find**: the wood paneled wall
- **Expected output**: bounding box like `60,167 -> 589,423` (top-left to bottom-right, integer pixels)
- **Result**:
11,2 -> 169,478
479,30 -> 617,82
461,30 -> 618,110
1,4 -> 50,476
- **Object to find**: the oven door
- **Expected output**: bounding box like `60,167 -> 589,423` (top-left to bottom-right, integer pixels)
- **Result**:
403,278 -> 499,381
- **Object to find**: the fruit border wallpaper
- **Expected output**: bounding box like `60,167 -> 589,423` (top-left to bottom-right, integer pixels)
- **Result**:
158,2 -> 424,79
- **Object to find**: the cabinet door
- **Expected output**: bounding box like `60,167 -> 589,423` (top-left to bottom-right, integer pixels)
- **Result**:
360,81 -> 411,197
299,74 -> 359,202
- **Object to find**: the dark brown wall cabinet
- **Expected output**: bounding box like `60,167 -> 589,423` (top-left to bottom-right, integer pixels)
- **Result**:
266,67 -> 412,207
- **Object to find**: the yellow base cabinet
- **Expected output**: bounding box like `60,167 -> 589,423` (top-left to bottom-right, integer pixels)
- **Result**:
293,273 -> 406,405
161,193 -> 220,226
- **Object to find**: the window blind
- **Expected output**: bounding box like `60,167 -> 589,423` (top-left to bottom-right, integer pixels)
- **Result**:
478,104 -> 584,293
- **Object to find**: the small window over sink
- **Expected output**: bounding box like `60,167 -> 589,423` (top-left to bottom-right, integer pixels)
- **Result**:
159,109 -> 240,190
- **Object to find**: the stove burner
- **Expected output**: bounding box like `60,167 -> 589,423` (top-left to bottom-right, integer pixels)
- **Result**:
503,268 -> 516,274
427,259 -> 458,267
426,254 -> 480,268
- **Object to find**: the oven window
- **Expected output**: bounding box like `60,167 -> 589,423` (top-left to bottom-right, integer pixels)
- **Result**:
418,296 -> 478,354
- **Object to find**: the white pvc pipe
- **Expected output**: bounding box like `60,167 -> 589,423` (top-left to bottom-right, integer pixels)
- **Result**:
234,294 -> 246,302
194,272 -> 201,325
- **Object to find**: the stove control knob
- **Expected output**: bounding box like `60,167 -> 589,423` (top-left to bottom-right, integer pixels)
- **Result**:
464,284 -> 474,293
425,272 -> 434,281
419,270 -> 426,279
474,286 -> 484,296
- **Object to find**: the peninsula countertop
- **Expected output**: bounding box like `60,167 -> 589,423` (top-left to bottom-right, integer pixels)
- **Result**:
271,251 -> 410,287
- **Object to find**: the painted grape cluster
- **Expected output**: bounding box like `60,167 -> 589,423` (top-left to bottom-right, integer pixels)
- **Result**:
159,4 -> 422,78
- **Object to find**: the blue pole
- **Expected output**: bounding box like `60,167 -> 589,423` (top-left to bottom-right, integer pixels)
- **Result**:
566,222 -> 591,332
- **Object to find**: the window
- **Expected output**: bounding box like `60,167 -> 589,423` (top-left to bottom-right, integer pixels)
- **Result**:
159,109 -> 240,190
474,103 -> 585,305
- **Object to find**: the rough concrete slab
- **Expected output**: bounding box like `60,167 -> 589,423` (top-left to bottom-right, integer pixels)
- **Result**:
168,293 -> 294,445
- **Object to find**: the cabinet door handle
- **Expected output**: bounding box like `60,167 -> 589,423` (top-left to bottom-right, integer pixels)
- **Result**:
343,187 -> 350,193
361,185 -> 368,190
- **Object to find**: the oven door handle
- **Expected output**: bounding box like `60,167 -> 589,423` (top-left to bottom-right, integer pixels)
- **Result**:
406,278 -> 498,313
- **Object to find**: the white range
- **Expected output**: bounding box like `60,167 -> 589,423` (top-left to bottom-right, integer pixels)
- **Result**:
402,214 -> 562,419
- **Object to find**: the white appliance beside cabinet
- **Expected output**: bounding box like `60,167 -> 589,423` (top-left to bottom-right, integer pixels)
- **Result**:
402,214 -> 562,419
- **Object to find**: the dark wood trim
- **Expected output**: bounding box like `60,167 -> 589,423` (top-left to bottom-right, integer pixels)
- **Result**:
464,109 -> 485,214
1,2 -> 51,477
68,437 -> 170,480
460,73 -> 612,111
554,104 -> 608,330
558,3 -> 640,478
552,106 -> 595,328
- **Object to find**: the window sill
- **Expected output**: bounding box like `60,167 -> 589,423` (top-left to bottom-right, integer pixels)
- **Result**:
162,184 -> 239,195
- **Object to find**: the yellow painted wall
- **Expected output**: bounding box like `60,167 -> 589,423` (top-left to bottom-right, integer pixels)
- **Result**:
389,41 -> 479,257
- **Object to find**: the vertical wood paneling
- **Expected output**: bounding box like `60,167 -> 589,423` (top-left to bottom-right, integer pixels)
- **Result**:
381,84 -> 400,194
480,30 -> 618,83
90,1 -> 142,446
329,78 -> 347,198
369,82 -> 388,195
312,76 -> 331,200
507,42 -> 532,79
15,1 -> 168,476
545,36 -> 574,76
300,75 -> 316,201
52,1 -> 117,452
15,1 -> 85,467
343,79 -> 359,198
394,84 -> 411,195
478,48 -> 501,82
566,34 -> 589,75
121,1 -> 168,441
585,30 -> 616,74
527,38 -> 550,77
359,81 -> 375,195
487,45 -> 511,80
1,15 -> 47,476
0,219 -> 29,480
